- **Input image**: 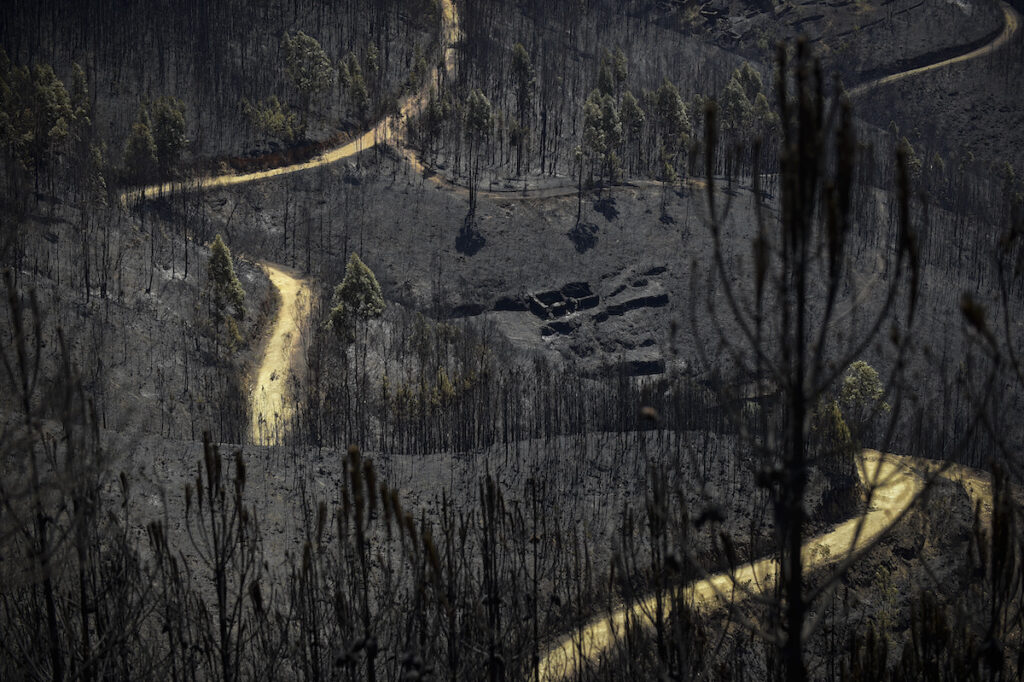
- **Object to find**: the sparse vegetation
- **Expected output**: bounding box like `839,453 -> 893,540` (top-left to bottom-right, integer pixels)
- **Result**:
1,0 -> 1023,680
242,95 -> 301,146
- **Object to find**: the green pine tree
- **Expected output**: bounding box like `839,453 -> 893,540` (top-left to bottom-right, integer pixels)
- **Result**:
282,31 -> 333,132
207,234 -> 245,320
124,104 -> 157,183
152,96 -> 187,179
330,252 -> 385,344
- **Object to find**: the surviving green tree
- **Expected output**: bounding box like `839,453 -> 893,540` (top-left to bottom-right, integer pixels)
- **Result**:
510,43 -> 535,175
810,359 -> 888,469
718,62 -> 778,186
340,52 -> 370,125
653,79 -> 690,180
206,234 -> 246,350
152,96 -> 187,179
69,63 -> 91,153
0,60 -> 72,194
123,104 -> 158,184
242,96 -> 300,146
29,64 -> 71,193
583,89 -> 622,184
283,31 -> 334,133
619,90 -> 645,172
464,88 -> 492,218
838,359 -> 890,445
330,252 -> 385,344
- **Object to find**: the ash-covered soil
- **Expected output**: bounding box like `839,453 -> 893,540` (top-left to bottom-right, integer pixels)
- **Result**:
2,199 -> 274,440
856,20 -> 1024,172
192,145 -> 1013,439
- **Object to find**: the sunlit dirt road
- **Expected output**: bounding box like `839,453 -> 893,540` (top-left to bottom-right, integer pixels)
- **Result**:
536,450 -> 993,680
849,2 -> 1020,97
120,2 -> 460,444
122,0 -> 461,203
119,1 -> 1017,204
406,3 -> 1019,200
249,262 -> 311,445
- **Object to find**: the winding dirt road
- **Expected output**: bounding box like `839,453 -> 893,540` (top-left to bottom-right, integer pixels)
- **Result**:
122,0 -> 462,204
848,3 -> 1020,97
415,2 -> 1019,200
536,450 -> 993,680
250,262 -> 311,446
244,1 -> 458,445
533,10 -> 1019,674
121,0 -> 461,444
120,0 -> 1018,206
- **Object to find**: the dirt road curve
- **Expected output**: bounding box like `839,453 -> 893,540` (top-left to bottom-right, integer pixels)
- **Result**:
849,3 -> 1020,97
118,2 -> 460,444
118,1 -> 1017,205
249,262 -> 311,445
121,0 -> 461,204
536,450 -> 992,680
